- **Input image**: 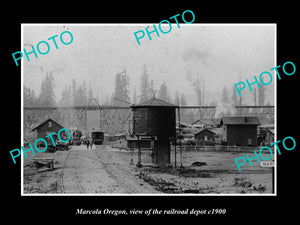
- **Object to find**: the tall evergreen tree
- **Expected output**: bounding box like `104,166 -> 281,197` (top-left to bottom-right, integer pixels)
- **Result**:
140,64 -> 150,103
132,88 -> 137,104
81,80 -> 88,105
253,88 -> 257,106
174,91 -> 180,105
149,80 -> 156,98
38,73 -> 56,107
158,81 -> 171,102
59,85 -> 72,107
258,85 -> 265,106
113,70 -> 130,106
76,85 -> 84,106
74,80 -> 88,106
24,86 -> 39,107
221,86 -> 230,104
231,85 -> 239,106
71,78 -> 77,106
194,77 -> 202,107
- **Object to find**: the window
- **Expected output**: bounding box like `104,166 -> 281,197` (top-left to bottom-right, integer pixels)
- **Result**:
48,121 -> 52,127
248,139 -> 252,146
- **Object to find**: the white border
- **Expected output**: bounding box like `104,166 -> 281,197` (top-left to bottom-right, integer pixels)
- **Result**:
21,23 -> 277,196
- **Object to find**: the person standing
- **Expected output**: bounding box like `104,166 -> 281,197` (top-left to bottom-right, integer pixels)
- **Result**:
86,138 -> 90,149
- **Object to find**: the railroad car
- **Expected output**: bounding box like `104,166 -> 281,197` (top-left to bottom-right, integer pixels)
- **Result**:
91,130 -> 104,145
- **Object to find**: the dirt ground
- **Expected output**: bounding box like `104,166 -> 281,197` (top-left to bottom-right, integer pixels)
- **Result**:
116,148 -> 274,194
23,144 -> 274,195
23,145 -> 158,194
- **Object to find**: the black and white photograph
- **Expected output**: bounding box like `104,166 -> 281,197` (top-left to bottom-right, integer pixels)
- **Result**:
3,4 -> 299,221
21,24 -> 276,195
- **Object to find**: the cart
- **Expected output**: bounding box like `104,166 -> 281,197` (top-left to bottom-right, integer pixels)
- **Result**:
33,157 -> 54,171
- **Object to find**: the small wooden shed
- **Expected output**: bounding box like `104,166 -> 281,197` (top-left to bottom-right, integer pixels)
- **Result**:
31,118 -> 66,147
264,129 -> 274,146
220,116 -> 260,147
194,128 -> 216,145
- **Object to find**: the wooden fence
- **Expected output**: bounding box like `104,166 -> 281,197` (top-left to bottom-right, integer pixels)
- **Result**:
171,145 -> 271,153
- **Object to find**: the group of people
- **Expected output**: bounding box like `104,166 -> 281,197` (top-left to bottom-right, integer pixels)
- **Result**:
86,138 -> 94,149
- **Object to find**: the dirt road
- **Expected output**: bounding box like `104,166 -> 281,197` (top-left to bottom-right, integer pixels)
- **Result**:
61,145 -> 159,194
23,145 -> 159,194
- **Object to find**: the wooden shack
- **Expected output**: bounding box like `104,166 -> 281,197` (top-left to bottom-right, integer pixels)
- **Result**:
31,118 -> 66,149
194,128 -> 216,145
192,118 -> 221,128
264,129 -> 274,146
220,116 -> 260,147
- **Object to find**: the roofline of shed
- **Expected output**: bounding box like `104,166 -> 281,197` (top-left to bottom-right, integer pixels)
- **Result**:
31,118 -> 64,132
131,105 -> 179,108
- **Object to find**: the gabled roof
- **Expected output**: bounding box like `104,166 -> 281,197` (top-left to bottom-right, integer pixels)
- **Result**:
220,116 -> 260,125
176,121 -> 194,128
210,127 -> 223,135
131,96 -> 176,108
194,128 -> 216,135
267,129 -> 274,134
193,118 -> 221,126
31,118 -> 64,132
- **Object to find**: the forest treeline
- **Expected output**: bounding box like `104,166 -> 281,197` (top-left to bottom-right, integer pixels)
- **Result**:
24,72 -> 94,107
24,65 -> 268,109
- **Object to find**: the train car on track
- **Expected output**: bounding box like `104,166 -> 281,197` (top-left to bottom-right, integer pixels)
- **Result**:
91,129 -> 104,145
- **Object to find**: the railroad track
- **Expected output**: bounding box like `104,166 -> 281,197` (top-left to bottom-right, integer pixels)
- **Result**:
93,146 -> 158,194
60,149 -> 86,194
59,145 -> 158,194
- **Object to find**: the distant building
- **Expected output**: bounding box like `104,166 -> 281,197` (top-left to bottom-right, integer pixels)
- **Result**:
31,118 -> 67,148
194,128 -> 216,145
194,127 -> 223,145
258,124 -> 275,146
264,129 -> 274,146
192,118 -> 221,128
220,116 -> 260,147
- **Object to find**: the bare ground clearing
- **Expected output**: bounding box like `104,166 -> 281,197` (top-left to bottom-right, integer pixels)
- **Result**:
23,145 -> 274,194
23,145 -> 158,194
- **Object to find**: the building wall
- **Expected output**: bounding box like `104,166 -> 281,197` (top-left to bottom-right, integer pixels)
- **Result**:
265,131 -> 274,146
226,125 -> 258,147
195,130 -> 215,145
36,120 -> 64,145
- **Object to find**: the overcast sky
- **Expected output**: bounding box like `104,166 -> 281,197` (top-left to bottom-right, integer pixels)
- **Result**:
23,24 -> 275,105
